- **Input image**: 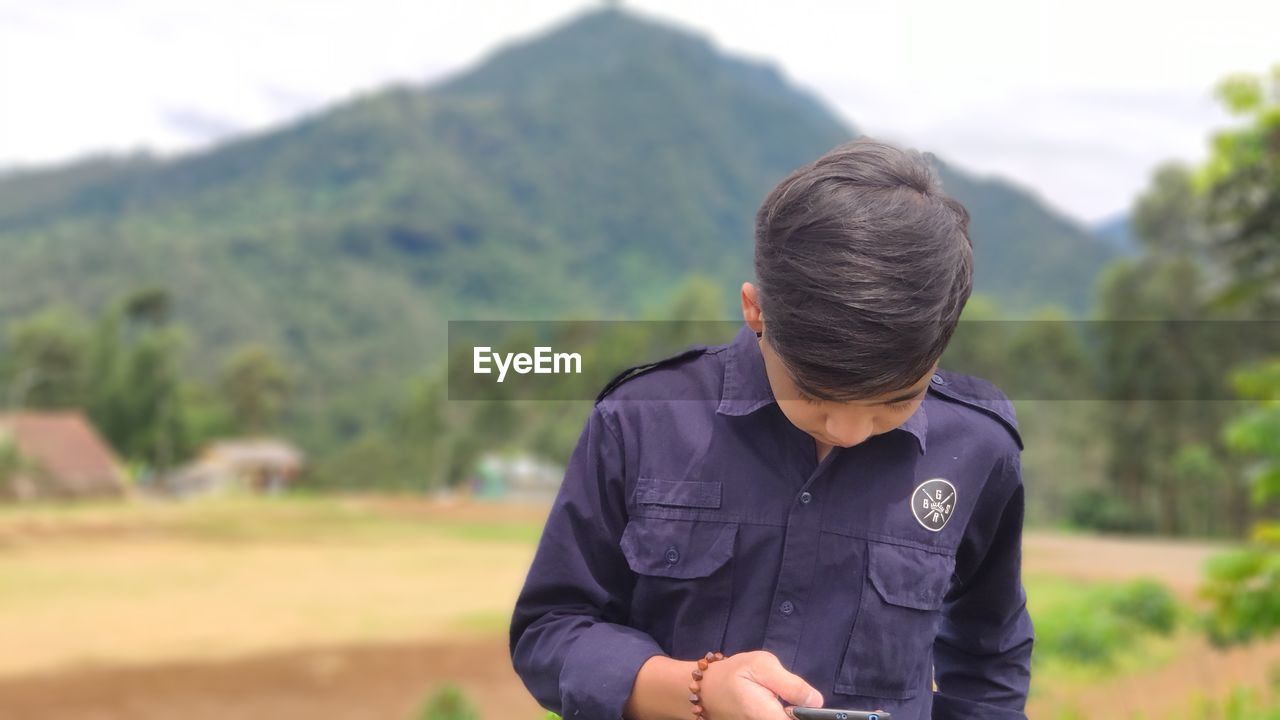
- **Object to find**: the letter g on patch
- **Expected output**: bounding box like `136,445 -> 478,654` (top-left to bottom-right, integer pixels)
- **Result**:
912,478 -> 956,532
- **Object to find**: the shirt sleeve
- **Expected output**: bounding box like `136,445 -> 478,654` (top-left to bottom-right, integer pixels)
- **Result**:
932,450 -> 1035,719
509,403 -> 666,719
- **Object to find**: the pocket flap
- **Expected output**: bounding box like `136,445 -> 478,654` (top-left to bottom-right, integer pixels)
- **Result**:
634,477 -> 722,509
620,517 -> 737,579
867,541 -> 955,610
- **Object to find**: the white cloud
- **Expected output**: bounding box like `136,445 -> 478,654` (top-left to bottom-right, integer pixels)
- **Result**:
0,0 -> 1275,222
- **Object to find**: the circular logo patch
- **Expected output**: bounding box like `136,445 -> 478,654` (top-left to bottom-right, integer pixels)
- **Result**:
912,478 -> 956,532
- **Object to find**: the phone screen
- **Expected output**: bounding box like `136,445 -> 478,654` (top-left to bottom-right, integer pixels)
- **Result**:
790,707 -> 892,720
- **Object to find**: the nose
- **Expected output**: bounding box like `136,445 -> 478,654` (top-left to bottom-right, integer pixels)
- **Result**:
825,412 -> 874,448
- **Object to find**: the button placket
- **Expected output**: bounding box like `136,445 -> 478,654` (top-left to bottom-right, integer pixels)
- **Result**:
761,454 -> 837,668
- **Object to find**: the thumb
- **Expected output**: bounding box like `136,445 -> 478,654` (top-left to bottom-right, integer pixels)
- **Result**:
752,655 -> 823,708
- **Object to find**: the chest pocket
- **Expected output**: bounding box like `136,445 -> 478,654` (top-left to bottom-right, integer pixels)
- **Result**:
835,539 -> 956,699
621,477 -> 737,657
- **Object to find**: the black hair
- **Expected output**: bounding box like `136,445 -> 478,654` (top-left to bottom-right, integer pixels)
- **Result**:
753,137 -> 973,401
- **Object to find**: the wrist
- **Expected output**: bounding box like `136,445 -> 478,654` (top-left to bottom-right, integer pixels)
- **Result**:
624,655 -> 699,720
689,651 -> 727,719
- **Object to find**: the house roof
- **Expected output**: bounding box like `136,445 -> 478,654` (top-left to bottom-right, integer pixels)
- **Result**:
0,411 -> 127,497
203,438 -> 304,469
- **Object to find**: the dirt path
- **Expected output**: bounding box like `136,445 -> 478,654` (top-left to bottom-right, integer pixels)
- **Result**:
0,502 -> 1268,720
5,629 -> 1278,720
1022,531 -> 1236,602
0,635 -> 544,720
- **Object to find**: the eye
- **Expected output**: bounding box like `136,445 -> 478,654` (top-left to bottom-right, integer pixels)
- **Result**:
796,389 -> 822,405
884,396 -> 918,411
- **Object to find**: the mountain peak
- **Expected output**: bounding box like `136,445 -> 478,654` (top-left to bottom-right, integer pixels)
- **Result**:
435,5 -> 745,97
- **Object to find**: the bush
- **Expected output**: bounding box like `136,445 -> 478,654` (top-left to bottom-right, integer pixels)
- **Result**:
1186,680 -> 1280,720
1064,487 -> 1155,533
1108,579 -> 1178,635
1044,610 -> 1128,666
1033,579 -> 1181,668
419,684 -> 480,720
1201,545 -> 1280,647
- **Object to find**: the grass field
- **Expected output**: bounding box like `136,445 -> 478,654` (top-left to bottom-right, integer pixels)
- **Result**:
0,495 -> 1274,719
0,495 -> 545,675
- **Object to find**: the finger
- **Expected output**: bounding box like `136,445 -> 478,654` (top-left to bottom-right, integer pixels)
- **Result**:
752,656 -> 824,708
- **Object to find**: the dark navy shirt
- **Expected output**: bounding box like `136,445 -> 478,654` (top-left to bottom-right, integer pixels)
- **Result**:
509,322 -> 1033,719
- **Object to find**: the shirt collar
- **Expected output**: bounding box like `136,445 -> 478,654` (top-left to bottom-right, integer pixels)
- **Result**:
716,321 -> 928,454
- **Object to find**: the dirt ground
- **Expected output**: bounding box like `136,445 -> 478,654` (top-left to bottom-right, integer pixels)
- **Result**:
0,635 -> 543,720
0,500 -> 1272,720
2,627 -> 1277,720
1022,530 -> 1236,603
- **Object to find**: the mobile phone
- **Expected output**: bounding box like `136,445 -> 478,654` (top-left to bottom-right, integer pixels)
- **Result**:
790,707 -> 892,720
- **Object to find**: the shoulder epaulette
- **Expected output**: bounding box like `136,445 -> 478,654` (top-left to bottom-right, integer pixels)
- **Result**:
594,345 -> 710,404
927,368 -> 1023,450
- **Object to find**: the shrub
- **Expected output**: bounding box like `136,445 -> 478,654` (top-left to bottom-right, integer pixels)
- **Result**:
1108,579 -> 1178,635
1201,546 -> 1280,647
1064,487 -> 1155,533
1032,579 -> 1181,668
419,684 -> 480,720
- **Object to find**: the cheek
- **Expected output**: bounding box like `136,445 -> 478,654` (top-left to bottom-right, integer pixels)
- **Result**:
776,401 -> 821,429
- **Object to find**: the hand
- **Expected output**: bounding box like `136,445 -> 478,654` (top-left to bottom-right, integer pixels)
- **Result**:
699,650 -> 824,720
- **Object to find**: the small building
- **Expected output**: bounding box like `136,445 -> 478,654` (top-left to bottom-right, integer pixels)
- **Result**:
163,437 -> 304,498
0,411 -> 129,502
471,452 -> 563,503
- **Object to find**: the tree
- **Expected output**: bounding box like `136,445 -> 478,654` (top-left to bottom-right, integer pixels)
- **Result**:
2,307 -> 90,409
82,291 -> 193,469
1093,161 -> 1246,536
1199,64 -> 1280,312
1202,360 -> 1280,645
220,345 -> 292,434
1196,64 -> 1280,645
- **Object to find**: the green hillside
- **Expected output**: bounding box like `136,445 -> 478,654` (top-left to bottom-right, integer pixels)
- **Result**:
0,7 -> 1116,448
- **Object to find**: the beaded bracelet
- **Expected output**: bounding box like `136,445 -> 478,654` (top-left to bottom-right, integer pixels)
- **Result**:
688,651 -> 725,719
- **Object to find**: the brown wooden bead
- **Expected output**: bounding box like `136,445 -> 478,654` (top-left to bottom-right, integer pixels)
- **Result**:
690,650 -> 726,719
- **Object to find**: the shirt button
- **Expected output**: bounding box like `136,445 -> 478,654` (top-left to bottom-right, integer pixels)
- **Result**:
779,600 -> 795,616
799,491 -> 813,505
665,546 -> 680,564
930,373 -> 946,385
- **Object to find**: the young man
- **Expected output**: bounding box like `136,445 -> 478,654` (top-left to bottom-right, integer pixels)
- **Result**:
509,138 -> 1033,720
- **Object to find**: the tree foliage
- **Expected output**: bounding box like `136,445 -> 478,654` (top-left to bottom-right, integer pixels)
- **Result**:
1194,64 -> 1280,647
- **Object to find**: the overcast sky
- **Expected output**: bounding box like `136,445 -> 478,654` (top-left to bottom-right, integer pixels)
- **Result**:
1,0 -> 1276,223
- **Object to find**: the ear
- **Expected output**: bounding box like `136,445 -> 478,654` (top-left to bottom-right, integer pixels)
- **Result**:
741,282 -> 763,334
